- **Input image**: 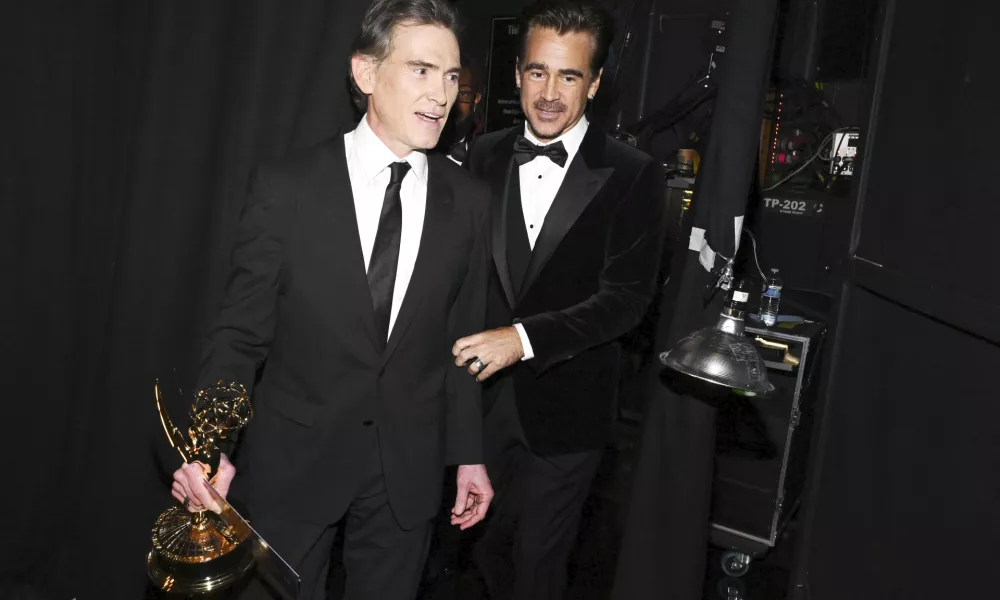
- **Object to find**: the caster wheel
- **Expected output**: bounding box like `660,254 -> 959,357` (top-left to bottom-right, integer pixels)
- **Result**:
720,551 -> 751,577
716,576 -> 747,599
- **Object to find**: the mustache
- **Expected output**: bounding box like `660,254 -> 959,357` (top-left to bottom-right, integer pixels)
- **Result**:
533,100 -> 566,112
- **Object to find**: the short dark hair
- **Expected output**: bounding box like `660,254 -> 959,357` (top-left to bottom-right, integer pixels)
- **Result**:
349,0 -> 461,113
518,0 -> 614,78
460,52 -> 483,93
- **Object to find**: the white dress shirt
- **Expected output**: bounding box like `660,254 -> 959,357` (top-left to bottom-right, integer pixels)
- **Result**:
344,115 -> 427,339
513,116 -> 590,360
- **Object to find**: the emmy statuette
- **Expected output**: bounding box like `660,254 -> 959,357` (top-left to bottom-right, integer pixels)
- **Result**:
147,380 -> 254,595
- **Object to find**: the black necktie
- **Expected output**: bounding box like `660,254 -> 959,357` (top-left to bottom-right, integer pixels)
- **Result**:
368,161 -> 410,345
513,135 -> 568,168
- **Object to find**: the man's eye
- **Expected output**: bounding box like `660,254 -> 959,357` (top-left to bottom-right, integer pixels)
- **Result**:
415,68 -> 427,75
562,76 -> 577,84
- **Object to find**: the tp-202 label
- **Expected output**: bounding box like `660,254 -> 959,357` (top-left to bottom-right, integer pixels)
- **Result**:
763,196 -> 823,217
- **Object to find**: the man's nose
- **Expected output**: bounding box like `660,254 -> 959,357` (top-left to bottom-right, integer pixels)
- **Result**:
427,78 -> 447,105
542,76 -> 560,101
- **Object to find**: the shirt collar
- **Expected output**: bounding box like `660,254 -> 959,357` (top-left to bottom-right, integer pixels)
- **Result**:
523,115 -> 589,159
352,114 -> 428,184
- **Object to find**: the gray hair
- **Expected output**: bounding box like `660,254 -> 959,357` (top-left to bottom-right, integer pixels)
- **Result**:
349,0 -> 461,113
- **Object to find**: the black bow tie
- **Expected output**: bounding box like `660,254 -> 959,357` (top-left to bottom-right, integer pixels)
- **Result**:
448,140 -> 468,163
513,135 -> 568,168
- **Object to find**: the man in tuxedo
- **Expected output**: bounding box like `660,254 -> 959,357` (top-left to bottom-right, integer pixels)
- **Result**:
171,1 -> 494,598
454,1 -> 667,598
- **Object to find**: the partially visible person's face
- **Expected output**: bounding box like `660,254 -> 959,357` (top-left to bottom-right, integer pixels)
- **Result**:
516,27 -> 602,141
454,67 -> 480,124
352,23 -> 461,157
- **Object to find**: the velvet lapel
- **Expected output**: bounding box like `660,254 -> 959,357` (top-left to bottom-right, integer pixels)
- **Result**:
518,128 -> 613,298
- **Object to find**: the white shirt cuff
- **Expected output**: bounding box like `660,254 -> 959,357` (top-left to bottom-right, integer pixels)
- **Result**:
513,322 -> 534,361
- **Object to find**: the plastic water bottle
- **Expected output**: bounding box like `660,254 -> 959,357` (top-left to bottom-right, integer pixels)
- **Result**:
760,269 -> 783,326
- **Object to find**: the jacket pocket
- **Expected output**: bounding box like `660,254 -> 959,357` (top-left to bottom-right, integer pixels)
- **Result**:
258,386 -> 322,427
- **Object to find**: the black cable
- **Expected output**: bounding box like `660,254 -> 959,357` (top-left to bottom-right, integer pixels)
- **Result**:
606,0 -> 641,115
633,85 -> 717,146
625,71 -> 709,134
764,127 -> 858,191
638,92 -> 716,151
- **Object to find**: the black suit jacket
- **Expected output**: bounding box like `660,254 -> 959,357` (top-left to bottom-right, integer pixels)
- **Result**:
467,126 -> 666,455
198,135 -> 490,529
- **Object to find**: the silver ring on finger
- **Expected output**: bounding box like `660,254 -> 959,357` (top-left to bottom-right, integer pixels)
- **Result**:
471,358 -> 486,374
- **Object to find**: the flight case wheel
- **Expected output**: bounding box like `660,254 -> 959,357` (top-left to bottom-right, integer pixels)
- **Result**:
720,551 -> 751,577
716,576 -> 747,599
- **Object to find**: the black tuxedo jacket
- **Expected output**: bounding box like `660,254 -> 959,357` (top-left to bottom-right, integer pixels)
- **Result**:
198,135 -> 490,529
466,126 -> 666,455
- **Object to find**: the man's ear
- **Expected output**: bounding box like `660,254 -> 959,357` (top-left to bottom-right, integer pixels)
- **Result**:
587,67 -> 604,100
514,58 -> 521,90
351,54 -> 376,95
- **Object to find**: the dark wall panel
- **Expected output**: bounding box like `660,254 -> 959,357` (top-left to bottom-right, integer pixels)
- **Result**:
796,2 -> 1000,598
805,286 -> 999,599
854,1 -> 999,311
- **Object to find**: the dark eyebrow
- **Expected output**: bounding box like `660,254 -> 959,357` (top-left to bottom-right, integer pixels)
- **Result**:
406,60 -> 460,76
523,63 -> 585,79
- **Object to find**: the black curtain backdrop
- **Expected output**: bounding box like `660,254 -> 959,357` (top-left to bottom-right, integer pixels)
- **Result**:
2,1 -> 369,598
612,0 -> 778,598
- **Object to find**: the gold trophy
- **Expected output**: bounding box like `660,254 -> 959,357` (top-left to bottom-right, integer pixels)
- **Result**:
147,380 -> 255,595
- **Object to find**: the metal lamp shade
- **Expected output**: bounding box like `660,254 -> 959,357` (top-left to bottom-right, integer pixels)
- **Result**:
660,309 -> 774,395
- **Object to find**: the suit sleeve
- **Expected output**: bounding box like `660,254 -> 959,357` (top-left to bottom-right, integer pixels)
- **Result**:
444,190 -> 490,465
197,166 -> 285,395
464,133 -> 495,178
518,160 -> 667,374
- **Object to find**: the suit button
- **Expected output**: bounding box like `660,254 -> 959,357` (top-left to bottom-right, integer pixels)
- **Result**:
362,420 -> 375,426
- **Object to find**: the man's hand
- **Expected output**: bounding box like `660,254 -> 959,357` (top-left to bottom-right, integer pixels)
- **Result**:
450,464 -> 493,530
453,327 -> 524,382
170,453 -> 236,514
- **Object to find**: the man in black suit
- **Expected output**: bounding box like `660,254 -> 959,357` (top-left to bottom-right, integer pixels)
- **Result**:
453,2 -> 667,598
171,1 -> 494,598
